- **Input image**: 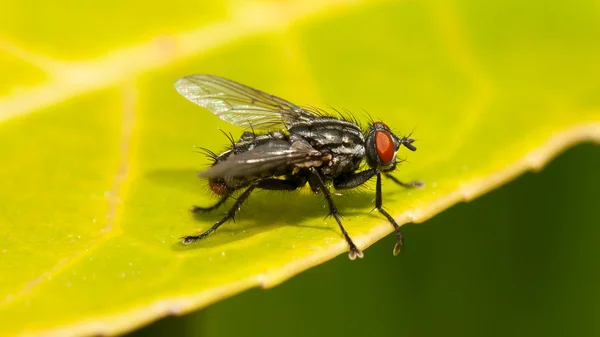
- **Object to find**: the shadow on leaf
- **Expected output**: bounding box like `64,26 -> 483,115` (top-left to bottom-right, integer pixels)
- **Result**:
147,168 -> 403,250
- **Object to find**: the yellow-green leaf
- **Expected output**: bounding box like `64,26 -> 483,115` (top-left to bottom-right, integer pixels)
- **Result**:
1,0 -> 599,336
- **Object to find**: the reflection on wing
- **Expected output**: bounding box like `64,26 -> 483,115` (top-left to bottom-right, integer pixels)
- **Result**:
174,74 -> 316,130
198,140 -> 324,179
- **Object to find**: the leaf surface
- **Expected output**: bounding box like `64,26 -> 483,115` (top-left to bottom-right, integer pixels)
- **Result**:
1,0 -> 599,336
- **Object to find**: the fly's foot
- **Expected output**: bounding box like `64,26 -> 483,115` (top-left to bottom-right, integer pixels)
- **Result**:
348,247 -> 364,260
190,205 -> 221,213
190,205 -> 208,213
180,233 -> 209,245
384,174 -> 425,189
393,231 -> 404,256
393,241 -> 403,256
405,180 -> 425,188
180,236 -> 198,245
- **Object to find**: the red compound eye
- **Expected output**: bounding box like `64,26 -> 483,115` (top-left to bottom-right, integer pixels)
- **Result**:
375,130 -> 395,165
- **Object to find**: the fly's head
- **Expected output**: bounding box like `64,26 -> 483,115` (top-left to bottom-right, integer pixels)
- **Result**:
365,122 -> 417,172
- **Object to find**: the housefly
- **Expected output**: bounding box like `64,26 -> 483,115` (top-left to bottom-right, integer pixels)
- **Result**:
174,74 -> 422,259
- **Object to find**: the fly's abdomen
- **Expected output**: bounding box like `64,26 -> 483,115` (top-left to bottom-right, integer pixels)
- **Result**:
205,133 -> 299,194
208,179 -> 230,196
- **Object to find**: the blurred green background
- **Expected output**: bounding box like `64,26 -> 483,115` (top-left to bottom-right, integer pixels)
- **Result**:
129,142 -> 600,337
2,0 -> 599,335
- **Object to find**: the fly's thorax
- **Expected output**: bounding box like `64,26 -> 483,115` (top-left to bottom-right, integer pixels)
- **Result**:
288,117 -> 365,176
288,117 -> 364,144
215,132 -> 287,161
207,132 -> 292,193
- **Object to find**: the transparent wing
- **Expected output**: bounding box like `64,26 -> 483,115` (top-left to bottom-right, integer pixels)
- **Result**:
174,74 -> 317,130
198,140 -> 324,179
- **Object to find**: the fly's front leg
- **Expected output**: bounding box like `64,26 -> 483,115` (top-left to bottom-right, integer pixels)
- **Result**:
181,178 -> 303,245
376,172 -> 405,256
335,169 -> 411,256
311,167 -> 363,260
333,168 -> 377,190
384,173 -> 424,188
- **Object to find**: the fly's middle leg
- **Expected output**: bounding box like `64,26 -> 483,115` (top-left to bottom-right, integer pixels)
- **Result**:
181,178 -> 302,245
310,167 -> 364,260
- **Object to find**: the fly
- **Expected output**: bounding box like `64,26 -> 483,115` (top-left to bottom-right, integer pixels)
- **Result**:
174,74 -> 423,259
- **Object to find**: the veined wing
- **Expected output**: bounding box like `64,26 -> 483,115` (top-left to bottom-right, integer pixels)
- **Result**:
174,74 -> 317,130
198,140 -> 326,179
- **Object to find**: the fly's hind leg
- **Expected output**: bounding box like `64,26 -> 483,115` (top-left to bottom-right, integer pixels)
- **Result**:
181,178 -> 303,245
190,193 -> 231,214
182,186 -> 254,244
